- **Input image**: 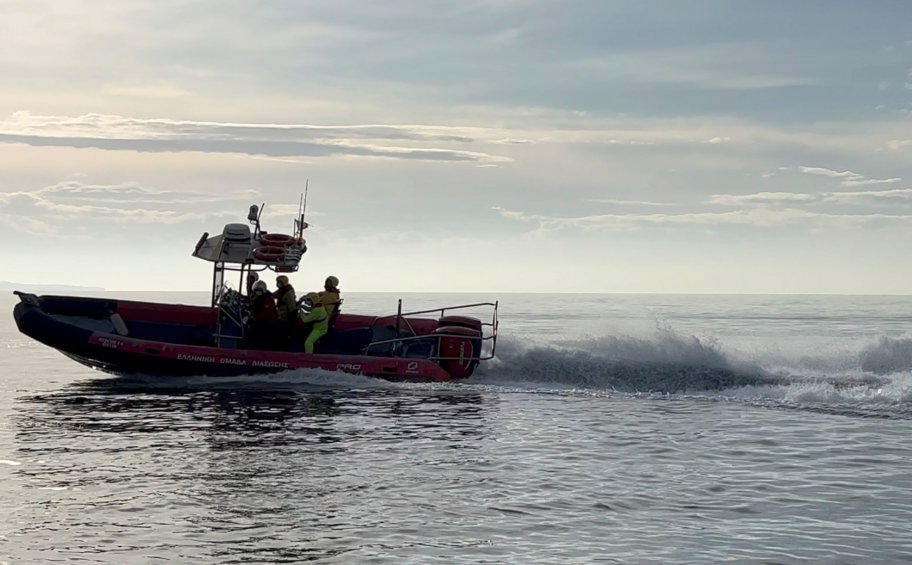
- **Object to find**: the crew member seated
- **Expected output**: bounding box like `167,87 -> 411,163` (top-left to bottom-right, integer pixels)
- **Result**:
299,292 -> 329,354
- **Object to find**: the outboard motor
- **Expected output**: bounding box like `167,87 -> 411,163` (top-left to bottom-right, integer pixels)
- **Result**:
435,316 -> 483,378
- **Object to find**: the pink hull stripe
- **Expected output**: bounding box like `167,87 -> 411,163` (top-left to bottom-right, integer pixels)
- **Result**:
88,333 -> 451,381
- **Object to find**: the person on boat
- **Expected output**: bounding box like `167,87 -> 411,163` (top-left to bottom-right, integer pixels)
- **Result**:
274,275 -> 297,320
299,292 -> 329,354
246,280 -> 278,348
318,275 -> 342,319
274,275 -> 298,345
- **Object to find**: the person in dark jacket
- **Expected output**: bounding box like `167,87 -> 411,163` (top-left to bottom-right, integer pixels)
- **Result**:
274,275 -> 297,321
273,275 -> 297,347
246,280 -> 278,348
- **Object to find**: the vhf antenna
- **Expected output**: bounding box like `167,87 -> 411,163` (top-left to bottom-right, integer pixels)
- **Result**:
295,180 -> 309,239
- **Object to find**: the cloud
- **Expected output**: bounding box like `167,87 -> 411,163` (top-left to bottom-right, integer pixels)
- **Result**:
0,112 -> 511,164
708,192 -> 816,205
798,166 -> 862,179
824,188 -> 912,203
4,111 -> 912,173
0,181 -> 252,235
841,178 -> 904,187
492,205 -> 912,232
798,166 -> 901,187
711,187 -> 912,208
35,181 -> 257,205
588,198 -> 675,207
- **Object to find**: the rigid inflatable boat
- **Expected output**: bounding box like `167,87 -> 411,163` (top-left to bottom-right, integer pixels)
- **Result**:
13,203 -> 498,382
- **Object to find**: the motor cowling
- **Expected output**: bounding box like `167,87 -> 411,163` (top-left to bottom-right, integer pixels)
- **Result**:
437,315 -> 482,332
435,325 -> 482,379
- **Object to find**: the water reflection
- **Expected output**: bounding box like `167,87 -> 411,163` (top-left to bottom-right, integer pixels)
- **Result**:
14,377 -> 490,445
7,377 -> 494,563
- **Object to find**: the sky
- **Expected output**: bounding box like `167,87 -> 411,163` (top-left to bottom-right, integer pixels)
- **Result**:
2,0 -> 912,293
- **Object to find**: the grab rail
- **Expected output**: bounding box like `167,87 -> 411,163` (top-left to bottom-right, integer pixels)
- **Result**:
363,300 -> 499,360
364,330 -> 498,361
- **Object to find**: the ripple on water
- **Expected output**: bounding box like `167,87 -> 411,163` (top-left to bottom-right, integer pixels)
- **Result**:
0,378 -> 911,563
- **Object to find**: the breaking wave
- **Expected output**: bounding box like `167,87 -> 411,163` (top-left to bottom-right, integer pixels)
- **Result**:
860,336 -> 912,374
479,330 -> 774,393
473,328 -> 912,417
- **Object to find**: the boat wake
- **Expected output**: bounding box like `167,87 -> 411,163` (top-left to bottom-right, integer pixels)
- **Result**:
77,327 -> 912,418
471,329 -> 912,418
478,330 -> 774,393
860,336 -> 912,374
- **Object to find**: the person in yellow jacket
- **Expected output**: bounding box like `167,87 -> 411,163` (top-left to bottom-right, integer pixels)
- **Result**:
318,275 -> 341,318
299,292 -> 329,354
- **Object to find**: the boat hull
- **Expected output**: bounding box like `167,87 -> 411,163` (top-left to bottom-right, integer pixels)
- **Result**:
13,294 -> 459,382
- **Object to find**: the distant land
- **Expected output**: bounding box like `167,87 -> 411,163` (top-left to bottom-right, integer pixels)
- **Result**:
0,281 -> 105,292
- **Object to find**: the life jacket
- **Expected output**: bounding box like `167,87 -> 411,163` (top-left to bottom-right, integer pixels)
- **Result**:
251,292 -> 278,323
274,285 -> 297,321
318,290 -> 341,316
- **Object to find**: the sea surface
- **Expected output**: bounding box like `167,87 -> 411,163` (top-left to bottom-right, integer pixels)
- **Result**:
2,291 -> 912,564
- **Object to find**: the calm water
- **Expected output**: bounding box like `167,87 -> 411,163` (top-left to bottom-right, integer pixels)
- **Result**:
2,292 -> 912,564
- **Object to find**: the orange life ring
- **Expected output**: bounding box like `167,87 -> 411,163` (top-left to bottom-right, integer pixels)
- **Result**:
261,233 -> 296,247
253,245 -> 285,262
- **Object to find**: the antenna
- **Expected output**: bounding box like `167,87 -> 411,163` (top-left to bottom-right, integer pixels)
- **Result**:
294,180 -> 309,239
302,179 -> 309,218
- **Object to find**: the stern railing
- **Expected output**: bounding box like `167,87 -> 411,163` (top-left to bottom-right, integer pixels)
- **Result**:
364,300 -> 499,362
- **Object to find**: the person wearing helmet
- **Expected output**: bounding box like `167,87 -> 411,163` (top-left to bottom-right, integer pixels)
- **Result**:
274,275 -> 297,322
318,275 -> 342,319
299,291 -> 329,354
273,275 -> 298,347
246,280 -> 278,348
